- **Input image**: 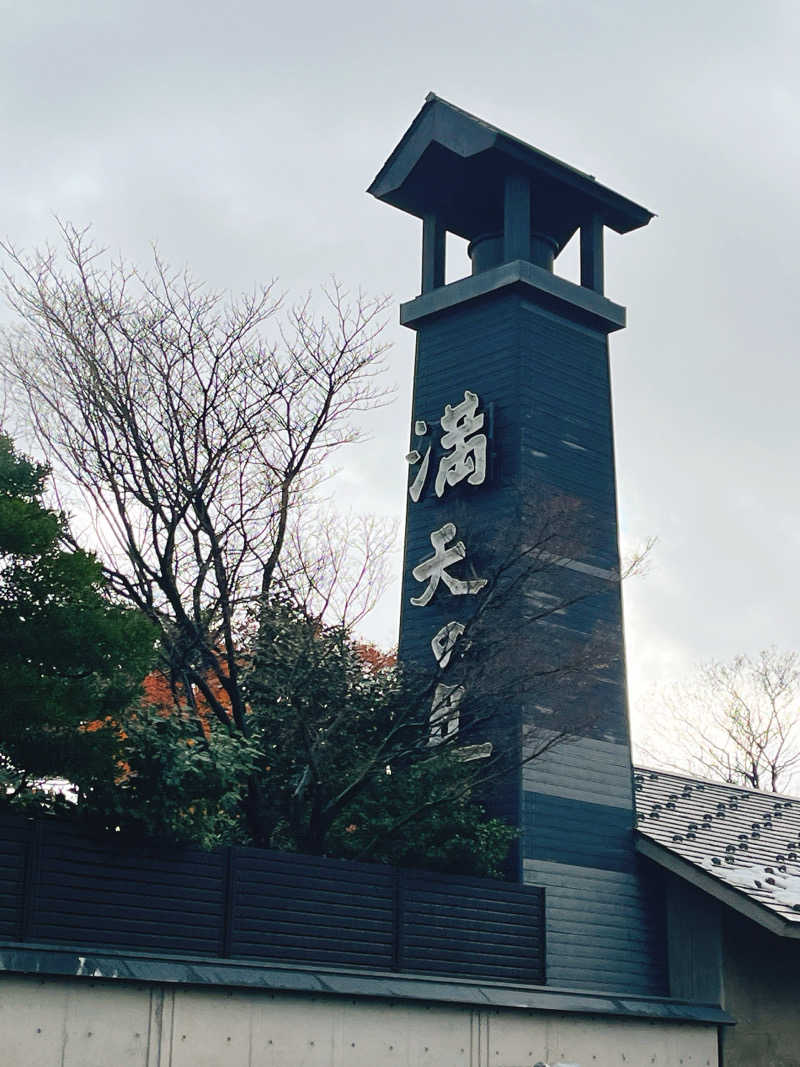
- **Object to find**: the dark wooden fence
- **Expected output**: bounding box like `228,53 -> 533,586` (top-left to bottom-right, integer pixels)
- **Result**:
0,813 -> 545,984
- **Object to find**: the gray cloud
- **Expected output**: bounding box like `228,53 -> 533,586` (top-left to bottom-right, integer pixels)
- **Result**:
2,0 -> 799,702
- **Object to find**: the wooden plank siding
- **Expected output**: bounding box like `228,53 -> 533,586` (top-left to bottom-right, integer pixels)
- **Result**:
0,813 -> 545,985
524,858 -> 667,995
522,735 -> 634,809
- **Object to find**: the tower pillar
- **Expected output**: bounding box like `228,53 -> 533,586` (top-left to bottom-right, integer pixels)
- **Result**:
369,94 -> 663,994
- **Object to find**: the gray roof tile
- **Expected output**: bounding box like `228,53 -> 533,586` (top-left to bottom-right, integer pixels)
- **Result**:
634,765 -> 800,924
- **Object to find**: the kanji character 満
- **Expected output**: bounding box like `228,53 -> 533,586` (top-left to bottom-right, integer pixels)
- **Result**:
435,390 -> 487,498
405,419 -> 431,503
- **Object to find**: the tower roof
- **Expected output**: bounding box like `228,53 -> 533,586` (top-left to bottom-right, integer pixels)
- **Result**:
368,93 -> 654,250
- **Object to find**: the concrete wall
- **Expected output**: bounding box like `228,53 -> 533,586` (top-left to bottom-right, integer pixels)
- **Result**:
720,910 -> 800,1067
0,975 -> 719,1067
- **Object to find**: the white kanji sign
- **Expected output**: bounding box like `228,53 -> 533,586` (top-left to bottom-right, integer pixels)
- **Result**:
410,523 -> 487,607
428,682 -> 465,745
435,390 -> 487,498
431,620 -> 466,669
405,419 -> 431,503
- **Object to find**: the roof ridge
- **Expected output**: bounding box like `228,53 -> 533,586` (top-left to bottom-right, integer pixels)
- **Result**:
634,763 -> 800,802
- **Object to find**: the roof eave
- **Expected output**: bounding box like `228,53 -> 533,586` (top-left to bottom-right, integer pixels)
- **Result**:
367,92 -> 655,235
366,94 -> 439,201
636,833 -> 800,939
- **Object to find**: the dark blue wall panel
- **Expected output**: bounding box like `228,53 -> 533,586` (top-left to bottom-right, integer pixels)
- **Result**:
523,792 -> 635,873
397,279 -> 663,995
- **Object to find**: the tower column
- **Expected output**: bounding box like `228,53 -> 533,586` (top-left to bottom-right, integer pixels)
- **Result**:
503,171 -> 531,262
421,212 -> 446,293
580,212 -> 605,293
369,93 -> 661,995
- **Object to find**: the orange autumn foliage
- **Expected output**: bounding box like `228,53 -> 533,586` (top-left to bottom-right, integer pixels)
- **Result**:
140,668 -> 236,738
354,643 -> 397,673
84,639 -> 395,780
85,667 -> 232,735
82,666 -> 236,782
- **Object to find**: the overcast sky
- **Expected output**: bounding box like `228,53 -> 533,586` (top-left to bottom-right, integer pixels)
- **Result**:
2,0 -> 798,745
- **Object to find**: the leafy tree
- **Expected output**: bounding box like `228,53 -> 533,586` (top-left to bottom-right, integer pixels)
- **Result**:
241,599 -> 516,875
0,432 -> 155,800
80,701 -> 259,849
64,602 -> 513,875
325,752 -> 515,876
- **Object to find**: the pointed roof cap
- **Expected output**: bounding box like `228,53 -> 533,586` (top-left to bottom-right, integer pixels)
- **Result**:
368,93 -> 653,248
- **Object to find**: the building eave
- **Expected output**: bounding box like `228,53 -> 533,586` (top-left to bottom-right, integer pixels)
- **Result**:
636,833 -> 800,939
0,941 -> 732,1025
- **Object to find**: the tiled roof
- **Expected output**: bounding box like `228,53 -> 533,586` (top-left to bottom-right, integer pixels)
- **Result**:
633,765 -> 800,927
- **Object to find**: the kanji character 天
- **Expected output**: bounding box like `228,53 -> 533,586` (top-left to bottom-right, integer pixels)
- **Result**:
410,522 -> 487,607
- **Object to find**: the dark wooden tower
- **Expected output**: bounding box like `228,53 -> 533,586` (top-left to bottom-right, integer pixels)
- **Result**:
370,95 -> 664,992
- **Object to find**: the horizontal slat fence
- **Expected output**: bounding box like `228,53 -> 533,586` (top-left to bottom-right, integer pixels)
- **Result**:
33,821 -> 227,956
231,847 -> 396,969
401,870 -> 546,982
0,813 -> 545,985
0,814 -> 28,940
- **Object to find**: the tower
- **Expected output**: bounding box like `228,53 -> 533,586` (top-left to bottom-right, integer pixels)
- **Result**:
370,95 -> 663,992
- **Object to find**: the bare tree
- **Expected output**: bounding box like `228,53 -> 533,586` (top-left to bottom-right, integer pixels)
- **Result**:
0,225 -> 653,857
0,224 -> 391,752
279,507 -> 398,629
640,648 -> 800,792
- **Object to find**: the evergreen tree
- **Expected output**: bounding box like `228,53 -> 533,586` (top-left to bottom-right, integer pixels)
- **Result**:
243,600 -> 515,876
0,433 -> 155,800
